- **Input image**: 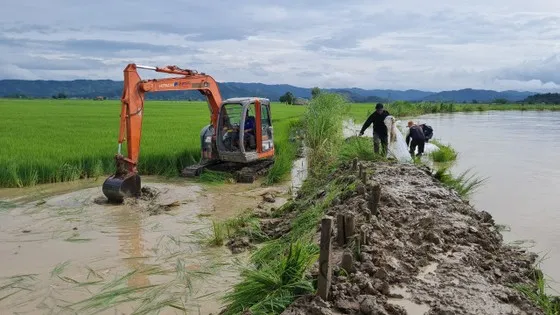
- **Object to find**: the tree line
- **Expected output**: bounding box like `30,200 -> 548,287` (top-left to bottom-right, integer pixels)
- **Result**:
279,87 -> 321,104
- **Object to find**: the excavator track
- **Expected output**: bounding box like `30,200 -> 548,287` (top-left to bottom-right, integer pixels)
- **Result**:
180,159 -> 275,183
234,159 -> 275,183
181,160 -> 220,178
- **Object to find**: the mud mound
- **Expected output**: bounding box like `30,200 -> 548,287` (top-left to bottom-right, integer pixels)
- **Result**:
93,185 -> 181,215
122,186 -> 182,215
281,162 -> 544,315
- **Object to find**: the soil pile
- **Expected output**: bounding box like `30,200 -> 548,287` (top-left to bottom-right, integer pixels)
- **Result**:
275,161 -> 544,315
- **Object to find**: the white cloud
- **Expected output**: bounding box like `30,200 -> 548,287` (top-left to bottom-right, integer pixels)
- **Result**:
1,0 -> 560,91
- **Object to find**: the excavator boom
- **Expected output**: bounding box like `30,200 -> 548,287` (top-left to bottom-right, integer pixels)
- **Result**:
103,63 -> 223,202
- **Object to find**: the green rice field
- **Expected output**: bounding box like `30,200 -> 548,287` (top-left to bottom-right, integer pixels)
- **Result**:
0,99 -> 308,187
1,98 -> 558,188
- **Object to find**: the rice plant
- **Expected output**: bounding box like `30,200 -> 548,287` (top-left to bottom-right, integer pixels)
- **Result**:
221,241 -> 319,315
197,170 -> 234,184
209,220 -> 227,246
339,136 -> 387,162
265,139 -> 298,185
512,259 -> 560,315
429,140 -> 458,163
432,166 -> 487,198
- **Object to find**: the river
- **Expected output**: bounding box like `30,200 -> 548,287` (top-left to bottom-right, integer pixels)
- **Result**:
417,110 -> 560,293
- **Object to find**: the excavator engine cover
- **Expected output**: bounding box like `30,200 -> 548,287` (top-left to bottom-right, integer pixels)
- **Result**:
102,173 -> 141,203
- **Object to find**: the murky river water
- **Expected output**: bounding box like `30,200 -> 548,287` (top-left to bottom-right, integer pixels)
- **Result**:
417,110 -> 560,292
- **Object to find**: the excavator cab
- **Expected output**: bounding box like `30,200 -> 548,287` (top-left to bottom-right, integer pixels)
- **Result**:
215,97 -> 274,162
189,97 -> 275,182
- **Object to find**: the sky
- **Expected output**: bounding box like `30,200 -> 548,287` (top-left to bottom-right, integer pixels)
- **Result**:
1,0 -> 560,92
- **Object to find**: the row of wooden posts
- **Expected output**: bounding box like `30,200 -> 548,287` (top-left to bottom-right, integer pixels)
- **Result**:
317,159 -> 381,301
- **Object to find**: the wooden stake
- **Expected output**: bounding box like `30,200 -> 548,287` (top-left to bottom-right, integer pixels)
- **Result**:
359,163 -> 363,178
369,184 -> 381,216
352,158 -> 358,171
341,250 -> 354,274
317,217 -> 333,301
336,213 -> 345,246
344,215 -> 355,241
365,211 -> 371,222
359,225 -> 367,246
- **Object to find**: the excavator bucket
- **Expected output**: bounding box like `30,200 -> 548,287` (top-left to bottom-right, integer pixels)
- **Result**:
102,173 -> 141,203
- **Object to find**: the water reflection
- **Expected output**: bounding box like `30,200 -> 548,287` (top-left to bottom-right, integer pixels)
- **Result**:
111,207 -> 150,288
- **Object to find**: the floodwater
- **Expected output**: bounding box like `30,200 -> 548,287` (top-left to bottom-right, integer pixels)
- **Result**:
0,173 -> 294,314
417,110 -> 560,292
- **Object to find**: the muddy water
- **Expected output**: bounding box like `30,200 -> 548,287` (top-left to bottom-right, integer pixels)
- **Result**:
290,147 -> 308,195
0,175 -> 293,314
417,110 -> 560,292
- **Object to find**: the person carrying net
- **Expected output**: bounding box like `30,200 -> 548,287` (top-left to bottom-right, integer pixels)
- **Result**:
358,103 -> 390,156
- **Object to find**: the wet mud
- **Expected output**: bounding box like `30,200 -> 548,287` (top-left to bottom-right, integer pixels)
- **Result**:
255,161 -> 545,315
0,176 -> 293,314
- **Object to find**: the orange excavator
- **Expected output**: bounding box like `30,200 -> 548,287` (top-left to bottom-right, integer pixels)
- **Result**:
102,63 -> 276,203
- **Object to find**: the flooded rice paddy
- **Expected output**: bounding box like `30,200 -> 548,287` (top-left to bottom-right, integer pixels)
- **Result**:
0,175 -> 293,314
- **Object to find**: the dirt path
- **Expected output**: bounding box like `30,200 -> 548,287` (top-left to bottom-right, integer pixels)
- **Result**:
275,161 -> 546,315
0,176 -> 292,314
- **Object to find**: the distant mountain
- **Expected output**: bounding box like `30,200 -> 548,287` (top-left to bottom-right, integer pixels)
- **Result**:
328,88 -> 433,101
421,88 -> 534,103
0,79 -> 538,103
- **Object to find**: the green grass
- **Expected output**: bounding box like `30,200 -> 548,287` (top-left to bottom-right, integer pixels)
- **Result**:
512,258 -> 560,315
206,209 -> 267,247
264,121 -> 300,185
303,93 -> 351,175
197,170 -> 235,185
429,139 -> 458,163
432,165 -> 487,198
221,241 -> 318,315
339,136 -> 388,163
0,99 -> 305,188
219,158 -> 361,312
208,220 -> 227,246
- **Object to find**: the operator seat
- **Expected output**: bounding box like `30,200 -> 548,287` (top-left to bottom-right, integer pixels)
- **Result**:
244,115 -> 257,150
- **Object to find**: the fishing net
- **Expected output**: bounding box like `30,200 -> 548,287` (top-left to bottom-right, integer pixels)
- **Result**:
384,116 -> 413,162
342,117 -> 439,163
424,142 -> 439,155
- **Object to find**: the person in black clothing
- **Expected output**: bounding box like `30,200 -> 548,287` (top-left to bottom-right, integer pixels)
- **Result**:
406,120 -> 426,157
359,103 -> 390,155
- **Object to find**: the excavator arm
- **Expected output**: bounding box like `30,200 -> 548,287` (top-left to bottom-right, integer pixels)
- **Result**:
103,63 -> 223,202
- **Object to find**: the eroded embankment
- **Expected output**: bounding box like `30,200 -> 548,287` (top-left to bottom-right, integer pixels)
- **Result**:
235,160 -> 547,315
